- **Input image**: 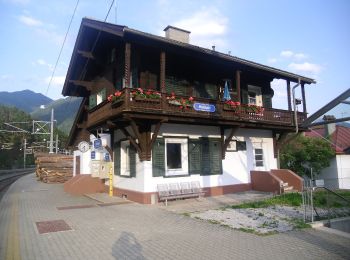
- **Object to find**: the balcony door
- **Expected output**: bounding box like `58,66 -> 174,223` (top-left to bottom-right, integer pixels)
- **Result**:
247,85 -> 263,106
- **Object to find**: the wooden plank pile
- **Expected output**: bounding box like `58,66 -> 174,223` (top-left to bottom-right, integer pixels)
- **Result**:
35,153 -> 73,183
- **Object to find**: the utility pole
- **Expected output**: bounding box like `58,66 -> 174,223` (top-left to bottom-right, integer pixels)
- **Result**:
23,138 -> 26,169
55,134 -> 58,154
49,108 -> 54,154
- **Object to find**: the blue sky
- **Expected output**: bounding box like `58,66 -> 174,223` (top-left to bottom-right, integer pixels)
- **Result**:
0,0 -> 349,116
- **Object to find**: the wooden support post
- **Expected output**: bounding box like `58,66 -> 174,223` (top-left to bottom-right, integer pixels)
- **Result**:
235,70 -> 241,102
125,43 -> 131,88
221,126 -> 238,159
287,80 -> 292,111
160,51 -> 166,109
301,82 -> 307,113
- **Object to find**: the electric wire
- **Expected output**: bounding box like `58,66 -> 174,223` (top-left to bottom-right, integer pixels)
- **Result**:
45,0 -> 80,96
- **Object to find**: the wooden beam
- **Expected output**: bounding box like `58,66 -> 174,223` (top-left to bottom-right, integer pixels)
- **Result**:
119,127 -> 141,154
221,126 -> 239,159
77,50 -> 94,59
235,70 -> 241,102
69,80 -> 94,91
160,52 -> 166,93
301,83 -> 307,113
149,121 -> 163,148
125,43 -> 131,88
76,123 -> 86,129
287,80 -> 292,111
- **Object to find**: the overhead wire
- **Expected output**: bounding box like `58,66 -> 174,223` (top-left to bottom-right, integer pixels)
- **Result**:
45,0 -> 80,96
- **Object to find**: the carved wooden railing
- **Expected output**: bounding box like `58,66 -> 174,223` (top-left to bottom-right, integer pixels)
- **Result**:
87,88 -> 306,128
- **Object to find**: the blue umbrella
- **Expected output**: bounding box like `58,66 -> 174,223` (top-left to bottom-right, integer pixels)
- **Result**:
223,81 -> 231,101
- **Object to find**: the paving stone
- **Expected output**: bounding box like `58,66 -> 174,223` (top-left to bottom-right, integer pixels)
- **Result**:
0,174 -> 349,260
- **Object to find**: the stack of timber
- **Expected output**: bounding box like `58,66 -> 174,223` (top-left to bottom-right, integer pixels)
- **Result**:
35,153 -> 73,183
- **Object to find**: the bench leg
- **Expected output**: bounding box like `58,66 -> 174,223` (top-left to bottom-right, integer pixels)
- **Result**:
165,198 -> 168,207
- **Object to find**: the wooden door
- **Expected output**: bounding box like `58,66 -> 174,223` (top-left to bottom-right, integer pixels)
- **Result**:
75,156 -> 80,175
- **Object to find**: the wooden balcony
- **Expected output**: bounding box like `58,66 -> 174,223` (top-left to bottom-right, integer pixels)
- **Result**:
87,88 -> 306,130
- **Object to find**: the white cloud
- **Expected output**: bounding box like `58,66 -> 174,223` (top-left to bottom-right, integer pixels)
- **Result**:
288,62 -> 322,74
172,8 -> 229,49
5,0 -> 30,5
280,50 -> 294,58
267,58 -> 277,64
18,15 -> 42,27
1,74 -> 13,80
45,76 -> 65,87
35,59 -> 54,71
294,53 -> 307,60
34,28 -> 64,46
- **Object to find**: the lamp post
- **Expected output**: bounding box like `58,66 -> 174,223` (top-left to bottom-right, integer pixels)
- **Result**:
49,108 -> 54,154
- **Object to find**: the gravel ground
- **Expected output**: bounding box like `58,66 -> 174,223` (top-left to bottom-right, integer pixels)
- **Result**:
191,206 -> 350,235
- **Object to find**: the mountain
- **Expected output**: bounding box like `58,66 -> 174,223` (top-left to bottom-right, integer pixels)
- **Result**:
31,97 -> 82,134
0,89 -> 52,113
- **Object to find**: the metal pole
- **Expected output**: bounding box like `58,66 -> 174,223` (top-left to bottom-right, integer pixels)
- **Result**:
310,168 -> 314,222
23,138 -> 26,169
55,134 -> 58,154
49,108 -> 54,153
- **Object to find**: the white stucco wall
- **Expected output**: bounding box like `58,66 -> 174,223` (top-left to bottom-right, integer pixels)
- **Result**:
113,124 -> 277,193
316,154 -> 350,189
73,150 -> 91,176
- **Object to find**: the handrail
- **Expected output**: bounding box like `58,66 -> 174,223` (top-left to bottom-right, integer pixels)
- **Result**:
315,186 -> 350,204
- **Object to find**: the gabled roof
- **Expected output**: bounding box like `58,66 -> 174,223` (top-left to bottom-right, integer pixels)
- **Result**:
305,125 -> 350,153
62,17 -> 315,96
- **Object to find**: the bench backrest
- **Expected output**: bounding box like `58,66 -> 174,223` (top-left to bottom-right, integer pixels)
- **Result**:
191,181 -> 201,193
157,184 -> 170,197
168,183 -> 181,195
180,182 -> 192,194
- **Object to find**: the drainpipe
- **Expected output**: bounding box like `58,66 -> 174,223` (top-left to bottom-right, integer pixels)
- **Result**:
292,78 -> 301,133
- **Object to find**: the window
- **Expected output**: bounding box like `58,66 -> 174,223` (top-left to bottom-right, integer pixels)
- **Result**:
247,85 -> 262,106
254,148 -> 264,167
114,140 -> 136,178
248,91 -> 257,105
165,138 -> 188,176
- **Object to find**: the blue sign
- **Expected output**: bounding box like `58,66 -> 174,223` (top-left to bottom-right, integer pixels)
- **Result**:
104,153 -> 110,161
94,139 -> 102,149
193,103 -> 216,113
91,151 -> 95,159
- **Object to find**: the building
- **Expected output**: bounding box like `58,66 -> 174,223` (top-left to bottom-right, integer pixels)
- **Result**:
62,18 -> 315,203
305,121 -> 350,189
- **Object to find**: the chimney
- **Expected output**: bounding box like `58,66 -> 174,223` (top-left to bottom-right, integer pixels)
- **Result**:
164,25 -> 191,44
323,115 -> 336,137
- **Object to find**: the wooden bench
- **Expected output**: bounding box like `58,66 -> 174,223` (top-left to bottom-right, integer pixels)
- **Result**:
157,181 -> 205,206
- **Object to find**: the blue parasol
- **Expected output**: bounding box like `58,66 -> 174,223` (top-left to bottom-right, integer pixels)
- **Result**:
223,81 -> 231,101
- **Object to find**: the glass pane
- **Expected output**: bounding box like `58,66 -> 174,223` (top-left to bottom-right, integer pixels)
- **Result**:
167,143 -> 182,169
256,161 -> 264,167
255,155 -> 263,161
255,148 -> 263,154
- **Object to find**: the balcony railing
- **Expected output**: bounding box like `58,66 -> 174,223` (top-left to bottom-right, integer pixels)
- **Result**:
87,88 -> 306,128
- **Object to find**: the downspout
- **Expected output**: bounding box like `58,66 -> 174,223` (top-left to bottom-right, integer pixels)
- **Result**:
292,78 -> 301,133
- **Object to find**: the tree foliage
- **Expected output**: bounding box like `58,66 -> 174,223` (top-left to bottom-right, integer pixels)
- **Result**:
280,135 -> 335,176
0,105 -> 68,169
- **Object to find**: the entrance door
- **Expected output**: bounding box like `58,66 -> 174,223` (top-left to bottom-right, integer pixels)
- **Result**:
75,156 -> 80,175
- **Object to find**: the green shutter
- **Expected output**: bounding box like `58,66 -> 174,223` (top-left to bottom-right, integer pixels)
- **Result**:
152,138 -> 165,177
241,88 -> 248,104
165,76 -> 187,96
89,95 -> 97,109
200,138 -> 222,175
189,139 -> 201,174
129,145 -> 137,177
209,139 -> 222,175
114,142 -> 120,176
263,94 -> 272,108
201,138 -> 211,175
100,88 -> 106,101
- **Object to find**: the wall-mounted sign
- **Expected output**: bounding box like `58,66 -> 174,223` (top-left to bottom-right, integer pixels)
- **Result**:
193,103 -> 216,113
91,151 -> 96,159
93,139 -> 102,150
104,153 -> 110,162
315,179 -> 325,187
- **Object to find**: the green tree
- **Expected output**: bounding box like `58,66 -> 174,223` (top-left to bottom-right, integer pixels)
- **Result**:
280,135 -> 335,176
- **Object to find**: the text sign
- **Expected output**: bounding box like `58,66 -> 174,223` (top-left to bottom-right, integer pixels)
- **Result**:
193,103 -> 216,113
315,179 -> 325,187
104,153 -> 110,162
93,139 -> 102,149
91,151 -> 96,159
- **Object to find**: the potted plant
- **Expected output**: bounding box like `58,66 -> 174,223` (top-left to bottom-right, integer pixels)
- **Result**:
107,90 -> 124,107
131,88 -> 161,102
166,92 -> 194,110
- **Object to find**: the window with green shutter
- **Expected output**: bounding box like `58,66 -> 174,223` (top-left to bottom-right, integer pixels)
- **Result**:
89,94 -> 97,109
114,142 -> 120,176
200,138 -> 222,176
188,139 -> 201,174
152,138 -> 165,177
129,145 -> 137,177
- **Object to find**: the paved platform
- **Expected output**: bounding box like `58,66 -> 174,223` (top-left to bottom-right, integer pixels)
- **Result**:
1,174 -> 350,260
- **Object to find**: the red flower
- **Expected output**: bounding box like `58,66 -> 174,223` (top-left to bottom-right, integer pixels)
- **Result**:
137,88 -> 143,93
179,106 -> 183,109
146,91 -> 151,96
107,96 -> 112,102
115,91 -> 122,97
189,96 -> 194,101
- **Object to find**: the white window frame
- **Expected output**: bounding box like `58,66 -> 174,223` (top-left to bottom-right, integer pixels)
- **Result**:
165,138 -> 188,177
253,143 -> 264,169
120,140 -> 131,176
247,85 -> 263,106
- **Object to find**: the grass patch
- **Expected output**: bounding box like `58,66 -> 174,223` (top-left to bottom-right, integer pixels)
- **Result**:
237,227 -> 256,234
230,193 -> 302,209
313,190 -> 350,208
288,218 -> 311,229
181,212 -> 191,217
208,219 -> 221,225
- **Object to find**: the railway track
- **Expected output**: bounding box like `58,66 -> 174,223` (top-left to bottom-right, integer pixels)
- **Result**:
0,170 -> 34,201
